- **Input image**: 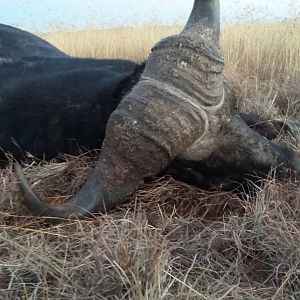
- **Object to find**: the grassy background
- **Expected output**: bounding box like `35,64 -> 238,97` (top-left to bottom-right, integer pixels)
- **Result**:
1,20 -> 300,299
41,21 -> 300,81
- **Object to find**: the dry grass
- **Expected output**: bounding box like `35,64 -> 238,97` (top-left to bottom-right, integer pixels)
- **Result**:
1,20 -> 300,299
1,158 -> 300,299
41,21 -> 300,82
40,24 -> 181,62
221,20 -> 300,120
40,20 -> 300,82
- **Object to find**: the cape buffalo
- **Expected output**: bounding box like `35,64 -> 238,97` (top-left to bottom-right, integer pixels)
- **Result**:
0,21 -> 291,185
3,0 -> 300,219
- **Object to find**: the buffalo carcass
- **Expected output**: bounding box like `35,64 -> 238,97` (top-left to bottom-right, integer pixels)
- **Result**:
5,0 -> 300,218
0,21 -> 292,189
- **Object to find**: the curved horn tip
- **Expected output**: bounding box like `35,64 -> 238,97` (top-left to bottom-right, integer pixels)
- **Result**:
183,0 -> 220,44
14,162 -> 48,216
14,162 -> 106,220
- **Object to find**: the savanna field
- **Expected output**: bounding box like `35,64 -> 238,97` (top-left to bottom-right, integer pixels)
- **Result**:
1,20 -> 300,299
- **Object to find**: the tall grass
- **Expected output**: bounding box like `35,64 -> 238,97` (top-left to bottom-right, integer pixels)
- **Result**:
222,20 -> 300,81
40,20 -> 300,82
40,24 -> 181,62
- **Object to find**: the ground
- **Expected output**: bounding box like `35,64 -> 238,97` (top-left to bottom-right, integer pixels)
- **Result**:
1,20 -> 300,299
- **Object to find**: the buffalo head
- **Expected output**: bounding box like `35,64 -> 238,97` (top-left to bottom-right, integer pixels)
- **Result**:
15,0 -> 300,219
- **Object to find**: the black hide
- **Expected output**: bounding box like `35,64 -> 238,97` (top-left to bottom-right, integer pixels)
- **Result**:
0,55 -> 144,160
